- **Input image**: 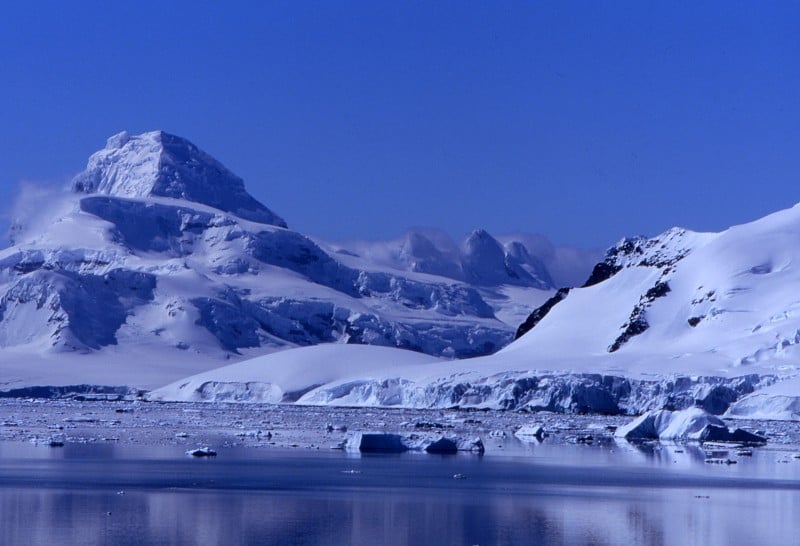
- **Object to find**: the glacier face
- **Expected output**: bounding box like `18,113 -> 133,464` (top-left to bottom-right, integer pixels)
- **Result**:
0,131 -> 566,389
297,371 -> 770,416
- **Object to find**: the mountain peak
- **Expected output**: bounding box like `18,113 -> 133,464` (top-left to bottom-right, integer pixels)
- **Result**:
72,131 -> 287,227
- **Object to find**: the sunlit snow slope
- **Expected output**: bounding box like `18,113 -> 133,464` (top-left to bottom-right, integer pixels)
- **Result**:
507,205 -> 800,376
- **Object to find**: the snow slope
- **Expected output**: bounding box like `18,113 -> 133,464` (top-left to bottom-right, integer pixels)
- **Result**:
148,344 -> 439,403
506,205 -> 800,377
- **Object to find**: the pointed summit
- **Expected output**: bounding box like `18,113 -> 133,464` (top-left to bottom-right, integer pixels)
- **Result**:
72,131 -> 287,227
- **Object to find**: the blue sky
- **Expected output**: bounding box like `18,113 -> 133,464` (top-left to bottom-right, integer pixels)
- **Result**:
1,1 -> 798,248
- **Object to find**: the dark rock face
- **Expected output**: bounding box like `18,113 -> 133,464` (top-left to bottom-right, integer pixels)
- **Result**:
608,281 -> 672,353
514,288 -> 570,340
582,262 -> 623,288
582,237 -> 646,287
645,282 -> 671,299
607,312 -> 649,353
582,230 -> 693,288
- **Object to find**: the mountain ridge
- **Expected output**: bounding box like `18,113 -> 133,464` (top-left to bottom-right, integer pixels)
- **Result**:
0,130 -> 583,389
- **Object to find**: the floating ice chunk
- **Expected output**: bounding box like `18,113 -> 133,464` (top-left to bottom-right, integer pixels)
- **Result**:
424,438 -> 459,454
346,433 -> 484,454
421,436 -> 484,454
514,424 -> 545,442
459,437 -> 485,454
346,433 -> 408,453
326,424 -> 348,432
186,447 -> 217,457
615,407 -> 766,444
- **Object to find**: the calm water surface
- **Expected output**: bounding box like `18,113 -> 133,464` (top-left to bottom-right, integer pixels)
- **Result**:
1,440 -> 799,545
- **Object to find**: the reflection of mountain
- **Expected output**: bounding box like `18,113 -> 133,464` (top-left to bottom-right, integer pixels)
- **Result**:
0,449 -> 792,545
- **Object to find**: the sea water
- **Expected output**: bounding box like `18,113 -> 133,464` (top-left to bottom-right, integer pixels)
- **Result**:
1,441 -> 799,545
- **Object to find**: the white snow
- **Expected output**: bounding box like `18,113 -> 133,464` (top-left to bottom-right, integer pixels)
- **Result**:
344,432 -> 484,453
147,344 -> 439,403
615,407 -> 725,441
514,424 -> 545,441
725,377 -> 800,420
71,130 -> 287,227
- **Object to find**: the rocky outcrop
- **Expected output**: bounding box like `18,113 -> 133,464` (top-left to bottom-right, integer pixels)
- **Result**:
515,287 -> 570,340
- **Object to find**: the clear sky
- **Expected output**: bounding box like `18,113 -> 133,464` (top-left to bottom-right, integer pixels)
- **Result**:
1,1 -> 798,248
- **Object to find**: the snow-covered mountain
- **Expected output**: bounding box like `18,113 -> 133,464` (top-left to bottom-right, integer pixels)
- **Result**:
70,131 -> 288,227
508,207 -> 800,371
327,229 -> 600,290
151,203 -> 800,419
0,130 -> 568,390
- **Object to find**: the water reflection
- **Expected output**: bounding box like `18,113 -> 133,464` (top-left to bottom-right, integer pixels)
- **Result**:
1,442 -> 799,545
2,484 -> 799,545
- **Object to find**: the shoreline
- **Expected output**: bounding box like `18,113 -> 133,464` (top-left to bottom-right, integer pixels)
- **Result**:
2,398 -> 800,456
